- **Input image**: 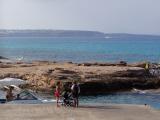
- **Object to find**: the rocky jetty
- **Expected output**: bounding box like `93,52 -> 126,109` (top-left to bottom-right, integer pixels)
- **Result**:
0,56 -> 8,60
0,61 -> 160,95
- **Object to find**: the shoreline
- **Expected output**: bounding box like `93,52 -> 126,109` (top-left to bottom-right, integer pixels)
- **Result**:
1,55 -> 160,64
0,104 -> 160,120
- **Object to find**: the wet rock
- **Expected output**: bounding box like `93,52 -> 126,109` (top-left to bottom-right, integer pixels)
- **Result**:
111,69 -> 146,77
58,69 -> 77,74
98,63 -> 116,66
120,61 -> 127,65
82,63 -> 92,66
0,64 -> 13,68
78,62 -> 117,66
67,61 -> 73,64
128,62 -> 146,68
116,61 -> 127,66
0,56 -> 8,59
54,67 -> 64,70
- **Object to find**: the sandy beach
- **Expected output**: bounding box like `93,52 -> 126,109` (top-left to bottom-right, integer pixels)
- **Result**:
0,104 -> 160,120
1,60 -> 160,120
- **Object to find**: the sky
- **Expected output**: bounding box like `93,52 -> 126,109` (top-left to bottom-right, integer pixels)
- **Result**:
0,0 -> 160,35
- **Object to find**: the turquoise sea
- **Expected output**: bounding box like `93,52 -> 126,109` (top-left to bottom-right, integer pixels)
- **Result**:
80,92 -> 160,110
0,36 -> 160,62
1,36 -> 160,109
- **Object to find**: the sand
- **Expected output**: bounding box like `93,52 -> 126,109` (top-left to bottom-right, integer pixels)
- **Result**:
0,104 -> 160,120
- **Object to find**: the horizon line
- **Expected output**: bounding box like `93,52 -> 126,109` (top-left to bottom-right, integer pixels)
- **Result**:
0,29 -> 160,36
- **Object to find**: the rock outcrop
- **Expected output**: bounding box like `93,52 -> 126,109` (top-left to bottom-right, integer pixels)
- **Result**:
0,56 -> 8,60
0,61 -> 160,95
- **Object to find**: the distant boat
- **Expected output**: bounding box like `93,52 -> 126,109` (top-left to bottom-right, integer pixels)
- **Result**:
0,89 -> 56,104
105,36 -> 112,39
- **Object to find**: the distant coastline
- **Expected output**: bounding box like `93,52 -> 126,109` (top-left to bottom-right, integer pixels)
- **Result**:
0,29 -> 105,38
0,29 -> 160,38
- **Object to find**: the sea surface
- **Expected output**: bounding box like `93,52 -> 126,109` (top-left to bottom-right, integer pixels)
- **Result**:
1,90 -> 160,109
0,36 -> 160,62
80,92 -> 160,110
1,36 -> 160,109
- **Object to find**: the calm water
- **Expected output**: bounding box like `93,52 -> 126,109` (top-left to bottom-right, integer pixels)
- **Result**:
0,37 -> 160,62
1,36 -> 160,108
1,90 -> 160,109
80,92 -> 160,109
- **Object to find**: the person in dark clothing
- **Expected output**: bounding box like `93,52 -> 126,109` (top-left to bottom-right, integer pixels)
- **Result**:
62,90 -> 73,106
5,86 -> 14,102
71,81 -> 80,107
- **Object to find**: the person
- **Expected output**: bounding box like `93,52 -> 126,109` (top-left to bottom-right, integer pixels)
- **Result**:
5,86 -> 14,102
50,79 -> 55,87
145,62 -> 150,76
54,81 -> 61,107
145,62 -> 149,70
62,90 -> 72,106
71,81 -> 80,107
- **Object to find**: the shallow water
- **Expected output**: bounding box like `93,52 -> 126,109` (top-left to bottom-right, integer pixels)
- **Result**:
80,92 -> 160,109
1,90 -> 160,109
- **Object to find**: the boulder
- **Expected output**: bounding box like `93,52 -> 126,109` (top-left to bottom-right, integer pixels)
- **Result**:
0,56 -> 8,59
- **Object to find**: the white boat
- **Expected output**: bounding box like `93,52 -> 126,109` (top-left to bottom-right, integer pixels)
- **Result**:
0,78 -> 27,88
0,89 -> 56,104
